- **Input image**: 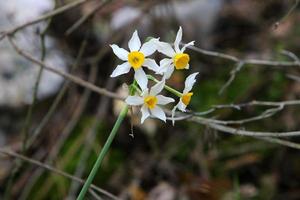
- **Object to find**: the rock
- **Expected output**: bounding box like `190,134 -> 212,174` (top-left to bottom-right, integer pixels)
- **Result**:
0,0 -> 67,107
110,0 -> 223,47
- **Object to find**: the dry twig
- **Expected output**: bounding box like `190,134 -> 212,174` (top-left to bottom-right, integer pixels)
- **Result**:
0,0 -> 89,40
7,36 -> 123,100
0,147 -> 120,200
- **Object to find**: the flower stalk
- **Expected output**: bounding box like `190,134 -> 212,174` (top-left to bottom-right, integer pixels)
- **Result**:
147,75 -> 183,97
76,82 -> 136,200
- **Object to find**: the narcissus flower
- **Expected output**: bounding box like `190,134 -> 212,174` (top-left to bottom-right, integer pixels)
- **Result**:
156,27 -> 195,79
110,30 -> 159,90
125,80 -> 174,123
171,72 -> 198,124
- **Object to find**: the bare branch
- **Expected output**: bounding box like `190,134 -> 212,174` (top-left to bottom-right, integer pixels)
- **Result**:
213,100 -> 300,109
7,36 -> 123,100
187,44 -> 300,93
0,148 -> 120,200
188,45 -> 300,67
187,45 -> 239,62
281,50 -> 300,63
258,137 -> 300,150
191,116 -> 300,137
0,0 -> 89,38
218,61 -> 244,95
65,0 -> 110,35
287,74 -> 300,82
194,105 -> 283,125
273,0 -> 300,30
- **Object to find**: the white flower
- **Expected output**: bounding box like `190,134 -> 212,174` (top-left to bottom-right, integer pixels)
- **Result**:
125,80 -> 174,123
171,72 -> 198,124
156,26 -> 195,79
110,30 -> 159,90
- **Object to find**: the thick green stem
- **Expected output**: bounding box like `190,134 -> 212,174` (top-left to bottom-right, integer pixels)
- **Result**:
147,75 -> 182,97
76,81 -> 136,200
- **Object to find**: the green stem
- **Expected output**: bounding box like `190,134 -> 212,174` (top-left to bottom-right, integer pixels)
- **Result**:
76,105 -> 128,199
76,81 -> 136,200
131,84 -> 142,94
147,75 -> 182,97
164,84 -> 183,97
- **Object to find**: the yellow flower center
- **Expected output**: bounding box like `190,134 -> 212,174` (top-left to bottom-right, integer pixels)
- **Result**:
144,96 -> 157,109
181,92 -> 193,106
173,53 -> 190,70
128,51 -> 145,70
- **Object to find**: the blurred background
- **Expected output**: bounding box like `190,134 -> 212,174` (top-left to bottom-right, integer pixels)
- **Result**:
0,0 -> 300,199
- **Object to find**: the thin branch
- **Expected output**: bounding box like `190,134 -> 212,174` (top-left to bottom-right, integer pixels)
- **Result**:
0,148 -> 120,200
88,189 -> 104,200
3,18 -> 52,200
212,100 -> 300,109
191,118 -> 300,150
187,45 -> 300,67
281,50 -> 300,63
188,99 -> 300,120
65,0 -> 110,35
187,45 -> 239,62
218,61 -> 244,94
194,105 -> 284,125
187,44 -> 300,94
258,137 -> 300,149
273,0 -> 300,30
245,58 -> 300,67
287,74 -> 300,82
190,116 -> 300,137
22,17 -> 52,150
7,36 -> 123,100
168,110 -> 300,139
0,0 -> 89,39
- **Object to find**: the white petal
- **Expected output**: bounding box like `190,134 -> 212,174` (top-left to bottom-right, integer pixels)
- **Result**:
128,30 -> 141,51
140,38 -> 158,56
141,88 -> 149,97
156,41 -> 175,57
159,58 -> 173,68
158,58 -> 172,74
134,68 -> 148,91
183,72 -> 198,93
174,26 -> 182,53
150,106 -> 166,122
110,44 -> 129,61
141,105 -> 150,123
171,105 -> 178,126
150,79 -> 165,96
181,41 -> 195,52
110,62 -> 131,77
177,100 -> 187,112
143,58 -> 159,72
156,95 -> 174,105
125,96 -> 144,105
163,65 -> 174,80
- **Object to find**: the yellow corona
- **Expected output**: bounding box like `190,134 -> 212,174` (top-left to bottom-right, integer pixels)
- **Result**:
128,51 -> 145,70
182,92 -> 193,106
173,53 -> 190,70
144,96 -> 158,109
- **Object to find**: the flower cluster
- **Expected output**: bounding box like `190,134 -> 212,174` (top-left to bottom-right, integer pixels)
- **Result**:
110,27 -> 199,124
